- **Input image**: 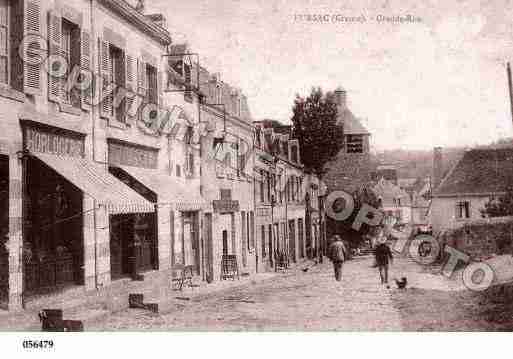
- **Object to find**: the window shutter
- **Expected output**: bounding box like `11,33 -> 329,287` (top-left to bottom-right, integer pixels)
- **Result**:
99,37 -> 112,119
125,53 -> 136,119
23,0 -> 42,95
157,70 -> 163,107
10,0 -> 23,91
47,10 -> 61,102
137,58 -> 147,97
80,30 -> 92,108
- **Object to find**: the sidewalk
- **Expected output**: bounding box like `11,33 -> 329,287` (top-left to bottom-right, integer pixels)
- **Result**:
0,260 -> 312,331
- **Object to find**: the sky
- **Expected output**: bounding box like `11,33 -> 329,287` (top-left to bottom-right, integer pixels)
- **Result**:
144,0 -> 513,151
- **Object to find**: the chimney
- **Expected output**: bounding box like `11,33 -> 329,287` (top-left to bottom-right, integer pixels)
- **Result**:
135,0 -> 145,12
432,147 -> 443,190
334,86 -> 347,110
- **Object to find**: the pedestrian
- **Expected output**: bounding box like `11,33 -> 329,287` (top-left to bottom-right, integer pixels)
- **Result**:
328,235 -> 347,282
374,229 -> 393,288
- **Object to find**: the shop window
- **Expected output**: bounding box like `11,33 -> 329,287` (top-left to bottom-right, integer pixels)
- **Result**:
346,135 -> 364,153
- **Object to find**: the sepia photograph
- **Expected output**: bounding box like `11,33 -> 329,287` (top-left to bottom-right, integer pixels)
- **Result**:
0,0 -> 513,352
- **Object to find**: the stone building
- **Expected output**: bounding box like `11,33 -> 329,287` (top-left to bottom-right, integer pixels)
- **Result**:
197,66 -> 257,280
253,121 -> 308,270
0,0 -> 211,311
323,87 -> 371,242
430,148 -> 513,235
323,87 -> 371,195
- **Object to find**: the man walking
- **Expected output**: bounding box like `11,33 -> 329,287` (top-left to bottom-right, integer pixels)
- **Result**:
328,235 -> 347,282
374,229 -> 393,288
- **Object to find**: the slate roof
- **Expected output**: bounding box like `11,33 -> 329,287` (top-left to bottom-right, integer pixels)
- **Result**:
434,148 -> 513,197
337,108 -> 370,135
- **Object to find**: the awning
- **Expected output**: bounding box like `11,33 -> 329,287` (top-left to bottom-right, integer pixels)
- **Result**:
32,152 -> 155,214
116,165 -> 208,211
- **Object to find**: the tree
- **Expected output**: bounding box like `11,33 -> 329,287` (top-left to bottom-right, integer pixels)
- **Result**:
481,186 -> 513,217
291,87 -> 344,177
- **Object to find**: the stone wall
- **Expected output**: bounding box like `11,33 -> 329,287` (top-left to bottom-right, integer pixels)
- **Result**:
438,216 -> 513,260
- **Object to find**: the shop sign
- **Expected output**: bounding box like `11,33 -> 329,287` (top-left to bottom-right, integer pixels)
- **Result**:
213,200 -> 240,213
24,125 -> 84,157
108,139 -> 158,169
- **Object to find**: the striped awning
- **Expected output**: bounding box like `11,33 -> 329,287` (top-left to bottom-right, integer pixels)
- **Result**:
32,152 -> 155,214
116,165 -> 208,211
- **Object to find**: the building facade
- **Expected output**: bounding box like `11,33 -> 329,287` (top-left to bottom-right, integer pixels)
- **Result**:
430,148 -> 513,234
253,121 -> 309,269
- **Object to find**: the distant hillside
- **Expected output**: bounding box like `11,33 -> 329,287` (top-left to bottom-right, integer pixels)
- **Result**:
371,138 -> 513,181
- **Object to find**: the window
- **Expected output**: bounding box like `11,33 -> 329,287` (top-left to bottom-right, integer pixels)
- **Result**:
176,164 -> 181,177
0,0 -> 27,91
259,169 -> 264,203
291,145 -> 298,163
184,61 -> 192,101
346,135 -> 364,153
278,174 -> 283,203
261,225 -> 266,258
109,44 -> 125,122
456,201 -> 471,219
298,218 -> 304,258
271,173 -> 276,201
185,150 -> 194,177
215,84 -> 221,104
255,127 -> 262,148
266,171 -> 271,203
246,212 -> 251,250
250,211 -> 255,249
61,18 -> 80,107
146,63 -> 158,104
184,126 -> 193,145
0,0 -> 9,85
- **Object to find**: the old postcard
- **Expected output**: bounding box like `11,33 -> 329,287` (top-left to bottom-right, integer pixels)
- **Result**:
0,1 -> 512,352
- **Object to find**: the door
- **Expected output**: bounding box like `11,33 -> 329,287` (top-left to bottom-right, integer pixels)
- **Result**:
204,213 -> 213,281
289,220 -> 296,263
222,230 -> 228,255
110,214 -> 133,280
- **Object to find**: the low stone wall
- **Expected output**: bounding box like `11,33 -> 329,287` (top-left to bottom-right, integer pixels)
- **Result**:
438,216 -> 513,260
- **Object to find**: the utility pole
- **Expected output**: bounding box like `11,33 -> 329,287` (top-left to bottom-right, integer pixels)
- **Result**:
507,62 -> 513,128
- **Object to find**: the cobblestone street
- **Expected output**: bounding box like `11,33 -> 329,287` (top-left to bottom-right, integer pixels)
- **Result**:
89,256 -> 403,331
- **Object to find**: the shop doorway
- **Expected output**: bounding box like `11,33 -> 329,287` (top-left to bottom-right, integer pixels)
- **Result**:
0,156 -> 8,306
204,213 -> 213,282
110,213 -> 157,280
108,168 -> 158,280
289,219 -> 296,263
24,157 -> 84,294
222,230 -> 228,255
